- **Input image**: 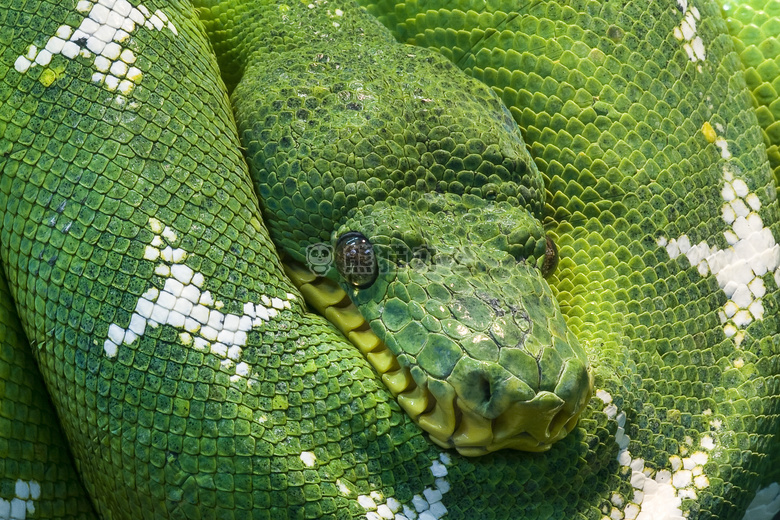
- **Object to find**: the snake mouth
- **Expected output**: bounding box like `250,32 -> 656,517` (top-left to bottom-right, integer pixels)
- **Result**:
416,371 -> 592,455
282,259 -> 591,456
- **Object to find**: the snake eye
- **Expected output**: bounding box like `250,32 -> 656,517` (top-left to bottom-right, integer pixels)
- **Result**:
540,235 -> 558,278
335,231 -> 378,288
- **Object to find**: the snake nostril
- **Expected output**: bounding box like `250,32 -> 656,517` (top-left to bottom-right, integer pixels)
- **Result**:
475,375 -> 492,407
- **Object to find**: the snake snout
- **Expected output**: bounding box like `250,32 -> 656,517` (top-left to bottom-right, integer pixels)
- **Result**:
450,360 -> 530,420
432,353 -> 592,456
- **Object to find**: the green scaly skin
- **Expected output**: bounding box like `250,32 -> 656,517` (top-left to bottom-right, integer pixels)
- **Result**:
719,0 -> 780,209
718,0 -> 780,488
201,0 -> 591,454
0,271 -> 97,519
0,1 -> 778,520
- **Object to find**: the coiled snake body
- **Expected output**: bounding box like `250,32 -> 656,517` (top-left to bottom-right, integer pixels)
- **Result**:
0,0 -> 779,518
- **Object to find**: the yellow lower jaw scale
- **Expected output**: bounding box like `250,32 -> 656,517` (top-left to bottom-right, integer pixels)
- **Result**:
396,384 -> 430,417
417,381 -> 457,440
381,368 -> 413,394
450,406 -> 493,448
347,329 -> 380,355
366,348 -> 399,373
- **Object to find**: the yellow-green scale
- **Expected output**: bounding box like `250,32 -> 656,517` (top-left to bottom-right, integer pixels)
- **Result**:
358,0 -> 780,517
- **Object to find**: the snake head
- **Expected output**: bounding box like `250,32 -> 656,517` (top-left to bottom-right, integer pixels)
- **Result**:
233,21 -> 593,454
331,193 -> 593,455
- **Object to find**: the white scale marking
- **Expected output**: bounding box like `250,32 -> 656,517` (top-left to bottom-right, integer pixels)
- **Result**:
657,132 -> 780,344
299,452 -> 317,468
673,0 -> 705,63
0,480 -> 41,520
14,0 -> 177,99
103,218 -> 296,384
356,454 -> 452,520
597,391 -> 714,520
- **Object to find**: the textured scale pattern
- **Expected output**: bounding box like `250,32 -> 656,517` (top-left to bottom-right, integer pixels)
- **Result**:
717,0 -> 780,490
358,0 -> 780,516
0,272 -> 96,519
719,0 -> 780,213
0,0 -> 778,520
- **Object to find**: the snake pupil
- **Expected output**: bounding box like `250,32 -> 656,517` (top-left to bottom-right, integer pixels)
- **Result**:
335,232 -> 379,288
541,235 -> 559,278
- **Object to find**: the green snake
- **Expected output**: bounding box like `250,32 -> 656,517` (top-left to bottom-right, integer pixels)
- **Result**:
0,0 -> 779,518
